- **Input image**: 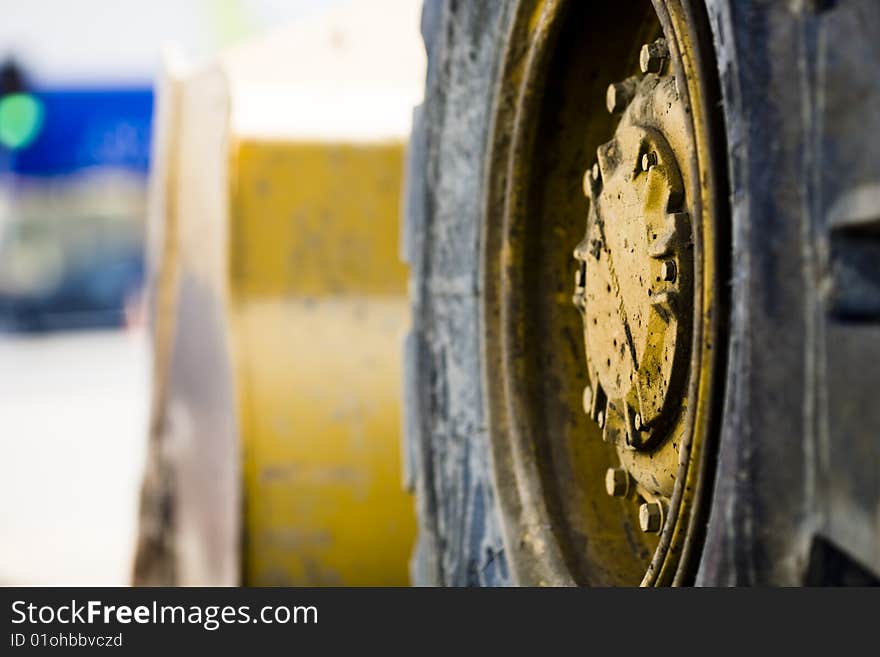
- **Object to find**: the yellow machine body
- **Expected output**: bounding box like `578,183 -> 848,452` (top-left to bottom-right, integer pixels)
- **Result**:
230,142 -> 414,585
135,1 -> 424,587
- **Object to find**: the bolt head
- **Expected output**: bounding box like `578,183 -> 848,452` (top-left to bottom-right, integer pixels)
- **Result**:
605,468 -> 629,497
661,260 -> 677,282
625,428 -> 642,450
592,162 -> 601,181
596,410 -> 605,429
639,501 -> 664,533
640,39 -> 669,74
634,413 -> 642,430
605,82 -> 632,114
642,152 -> 658,172
582,385 -> 593,414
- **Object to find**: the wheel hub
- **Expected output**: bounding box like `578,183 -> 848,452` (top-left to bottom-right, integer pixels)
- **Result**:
573,38 -> 695,529
483,0 -> 726,585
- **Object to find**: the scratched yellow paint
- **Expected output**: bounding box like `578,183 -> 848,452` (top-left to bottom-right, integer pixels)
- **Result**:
229,140 -> 414,585
229,142 -> 408,298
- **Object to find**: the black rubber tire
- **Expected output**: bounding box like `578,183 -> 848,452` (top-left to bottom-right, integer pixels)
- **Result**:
697,0 -> 880,586
404,0 -> 880,586
402,1 -> 515,586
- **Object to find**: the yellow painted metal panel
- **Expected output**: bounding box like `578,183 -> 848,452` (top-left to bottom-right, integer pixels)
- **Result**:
229,140 -> 414,585
230,142 -> 408,298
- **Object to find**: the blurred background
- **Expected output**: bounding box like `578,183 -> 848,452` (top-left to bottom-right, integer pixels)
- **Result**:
0,0 -> 376,585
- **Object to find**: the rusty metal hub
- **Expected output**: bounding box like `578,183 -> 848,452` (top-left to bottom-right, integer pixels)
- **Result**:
573,38 -> 695,532
483,0 -> 726,585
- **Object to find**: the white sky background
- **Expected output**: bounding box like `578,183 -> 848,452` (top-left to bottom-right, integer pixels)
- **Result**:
0,0 -> 427,140
0,0 -> 347,85
222,0 -> 426,140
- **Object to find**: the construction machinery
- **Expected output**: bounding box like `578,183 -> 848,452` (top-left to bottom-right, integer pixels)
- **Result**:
137,0 -> 880,586
404,0 -> 880,586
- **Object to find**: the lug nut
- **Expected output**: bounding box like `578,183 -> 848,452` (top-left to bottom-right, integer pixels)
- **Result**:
605,468 -> 629,497
606,81 -> 634,114
634,413 -> 643,431
625,429 -> 642,450
582,385 -> 593,414
639,501 -> 664,533
641,152 -> 658,172
640,38 -> 669,74
583,163 -> 601,197
661,260 -> 677,282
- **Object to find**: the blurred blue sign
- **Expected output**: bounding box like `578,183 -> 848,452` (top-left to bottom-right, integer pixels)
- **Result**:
7,88 -> 153,176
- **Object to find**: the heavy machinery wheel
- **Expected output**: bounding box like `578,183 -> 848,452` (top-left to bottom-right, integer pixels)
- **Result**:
405,0 -> 880,586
